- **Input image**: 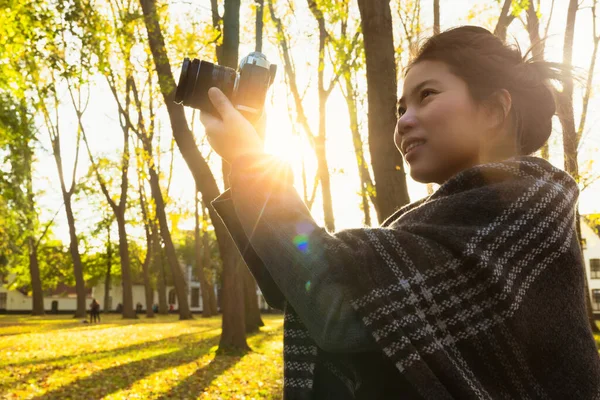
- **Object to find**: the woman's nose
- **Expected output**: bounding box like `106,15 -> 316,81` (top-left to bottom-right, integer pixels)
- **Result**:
394,109 -> 417,151
396,109 -> 418,135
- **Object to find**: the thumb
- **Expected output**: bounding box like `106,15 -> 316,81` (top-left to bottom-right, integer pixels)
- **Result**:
208,87 -> 234,118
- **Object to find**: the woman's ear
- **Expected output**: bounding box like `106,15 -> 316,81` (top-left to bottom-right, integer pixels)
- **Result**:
485,89 -> 512,130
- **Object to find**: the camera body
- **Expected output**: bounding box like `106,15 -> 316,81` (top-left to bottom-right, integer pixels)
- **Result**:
174,52 -> 277,123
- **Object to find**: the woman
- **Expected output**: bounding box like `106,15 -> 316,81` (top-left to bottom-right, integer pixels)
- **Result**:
201,26 -> 600,399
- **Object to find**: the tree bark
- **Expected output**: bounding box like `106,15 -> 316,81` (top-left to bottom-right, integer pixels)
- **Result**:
577,0 -> 599,143
557,0 -> 598,334
255,0 -> 264,52
153,221 -> 168,315
558,0 -> 578,180
63,193 -> 87,318
195,192 -> 214,317
115,212 -> 135,318
244,272 -> 264,332
343,74 -> 373,226
21,127 -> 44,316
46,101 -> 87,318
494,0 -> 516,41
146,160 -> 193,319
202,205 -> 219,315
139,186 -> 155,318
141,237 -> 155,318
77,78 -> 135,319
140,0 -> 247,349
526,0 -> 550,160
433,0 -> 440,35
104,225 -> 112,312
28,237 -> 44,315
309,0 -> 336,231
356,0 -> 410,222
217,0 -> 263,332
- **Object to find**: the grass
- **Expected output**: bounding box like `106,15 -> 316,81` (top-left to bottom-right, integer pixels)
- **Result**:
0,313 -> 284,399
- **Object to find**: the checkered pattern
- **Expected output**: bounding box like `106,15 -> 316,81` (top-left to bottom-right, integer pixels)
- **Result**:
283,157 -> 600,399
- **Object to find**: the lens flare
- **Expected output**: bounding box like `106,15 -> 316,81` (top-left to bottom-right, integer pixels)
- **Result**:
293,234 -> 309,252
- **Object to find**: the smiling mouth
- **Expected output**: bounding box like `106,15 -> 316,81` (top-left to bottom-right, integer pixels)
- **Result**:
404,140 -> 426,156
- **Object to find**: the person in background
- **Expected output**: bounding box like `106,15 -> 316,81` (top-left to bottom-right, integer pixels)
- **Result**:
90,299 -> 100,323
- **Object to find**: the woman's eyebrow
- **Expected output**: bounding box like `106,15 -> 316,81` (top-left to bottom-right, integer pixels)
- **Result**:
398,79 -> 441,106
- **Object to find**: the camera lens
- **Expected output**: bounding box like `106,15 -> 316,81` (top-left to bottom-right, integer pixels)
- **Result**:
174,58 -> 191,104
174,58 -> 236,116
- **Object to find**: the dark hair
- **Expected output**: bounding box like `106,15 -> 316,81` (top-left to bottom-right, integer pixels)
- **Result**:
408,26 -> 567,155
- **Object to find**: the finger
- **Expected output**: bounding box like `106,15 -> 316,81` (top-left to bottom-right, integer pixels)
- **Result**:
208,87 -> 235,119
199,110 -> 222,132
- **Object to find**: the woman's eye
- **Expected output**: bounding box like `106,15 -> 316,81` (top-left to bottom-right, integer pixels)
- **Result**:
420,89 -> 436,101
397,106 -> 406,117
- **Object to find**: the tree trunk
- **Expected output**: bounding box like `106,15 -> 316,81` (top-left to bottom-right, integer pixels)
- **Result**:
494,0 -> 515,41
268,0 -> 330,221
357,0 -> 410,222
138,166 -> 155,318
116,212 -> 135,318
140,0 -> 248,349
343,74 -> 373,227
78,82 -> 135,320
195,192 -> 214,317
28,237 -> 44,315
557,0 -> 598,334
203,205 -> 219,315
317,31 -> 335,231
63,193 -> 87,318
526,0 -> 550,160
218,0 -> 263,332
243,268 -> 264,332
147,164 -> 193,320
315,135 -> 335,231
558,0 -> 579,183
151,220 -> 168,315
142,235 -> 155,318
255,0 -> 264,52
433,0 -> 440,35
104,227 -> 112,313
23,139 -> 43,316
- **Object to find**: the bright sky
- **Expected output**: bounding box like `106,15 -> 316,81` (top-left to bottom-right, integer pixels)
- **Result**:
34,0 -> 600,247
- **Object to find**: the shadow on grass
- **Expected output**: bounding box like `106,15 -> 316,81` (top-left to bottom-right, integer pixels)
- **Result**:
0,330 -> 221,397
3,328 -> 219,369
30,333 -> 230,400
0,322 -> 127,338
156,353 -> 243,400
158,326 -> 283,399
0,314 -> 188,337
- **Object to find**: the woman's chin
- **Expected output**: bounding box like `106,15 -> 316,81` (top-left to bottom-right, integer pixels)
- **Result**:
409,165 -> 441,185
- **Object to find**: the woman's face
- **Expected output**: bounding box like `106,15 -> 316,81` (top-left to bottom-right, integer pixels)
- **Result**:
394,60 -> 492,184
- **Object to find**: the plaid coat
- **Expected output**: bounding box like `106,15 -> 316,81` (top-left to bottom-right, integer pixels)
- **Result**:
214,156 -> 600,399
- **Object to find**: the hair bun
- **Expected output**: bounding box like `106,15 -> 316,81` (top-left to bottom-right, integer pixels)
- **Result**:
512,61 -> 558,154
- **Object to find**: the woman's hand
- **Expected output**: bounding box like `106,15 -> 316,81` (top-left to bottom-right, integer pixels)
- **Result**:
199,87 -> 266,163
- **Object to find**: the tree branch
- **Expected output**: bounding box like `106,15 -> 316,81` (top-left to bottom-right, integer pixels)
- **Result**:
577,0 -> 599,143
34,203 -> 64,250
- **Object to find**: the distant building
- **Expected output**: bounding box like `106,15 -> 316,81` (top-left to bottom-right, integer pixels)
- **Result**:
0,278 -> 94,313
582,215 -> 600,314
91,264 -> 270,312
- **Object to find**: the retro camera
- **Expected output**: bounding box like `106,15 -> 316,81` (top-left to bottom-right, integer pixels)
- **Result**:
174,52 -> 277,122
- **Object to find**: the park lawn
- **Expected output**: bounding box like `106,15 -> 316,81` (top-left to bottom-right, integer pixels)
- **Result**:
0,313 -> 284,399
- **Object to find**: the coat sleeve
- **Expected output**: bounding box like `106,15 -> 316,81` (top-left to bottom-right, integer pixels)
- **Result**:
212,189 -> 286,310
223,154 -> 378,353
